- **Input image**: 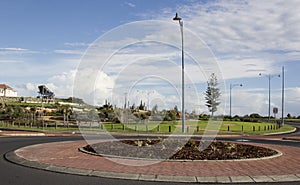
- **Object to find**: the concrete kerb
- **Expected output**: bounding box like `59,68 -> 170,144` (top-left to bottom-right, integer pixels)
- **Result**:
5,149 -> 300,183
264,127 -> 297,136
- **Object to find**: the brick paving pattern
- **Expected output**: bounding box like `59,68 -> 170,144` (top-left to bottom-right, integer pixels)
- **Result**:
15,140 -> 300,177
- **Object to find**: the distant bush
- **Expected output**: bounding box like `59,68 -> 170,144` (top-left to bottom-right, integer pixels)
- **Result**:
199,114 -> 209,120
249,113 -> 262,118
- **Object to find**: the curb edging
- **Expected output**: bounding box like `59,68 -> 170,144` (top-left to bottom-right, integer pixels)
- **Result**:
5,150 -> 300,183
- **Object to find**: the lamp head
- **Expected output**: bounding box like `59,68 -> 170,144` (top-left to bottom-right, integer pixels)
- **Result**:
173,13 -> 182,21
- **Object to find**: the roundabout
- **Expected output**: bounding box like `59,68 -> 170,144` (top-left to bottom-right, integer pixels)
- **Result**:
80,139 -> 280,161
5,134 -> 300,184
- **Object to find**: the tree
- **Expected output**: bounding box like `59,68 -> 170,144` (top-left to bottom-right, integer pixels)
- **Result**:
205,73 -> 221,117
152,104 -> 158,113
138,100 -> 146,110
249,113 -> 262,118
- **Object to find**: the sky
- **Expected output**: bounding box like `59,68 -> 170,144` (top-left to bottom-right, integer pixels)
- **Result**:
0,0 -> 299,117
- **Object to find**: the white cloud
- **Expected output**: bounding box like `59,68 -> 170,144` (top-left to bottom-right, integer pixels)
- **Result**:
0,47 -> 38,55
0,59 -> 23,63
218,57 -> 278,80
64,42 -> 90,47
285,87 -> 300,116
0,47 -> 28,51
15,83 -> 37,97
223,89 -> 267,116
143,0 -> 300,116
54,49 -> 85,55
158,0 -> 300,68
7,0 -> 300,116
124,2 -> 136,8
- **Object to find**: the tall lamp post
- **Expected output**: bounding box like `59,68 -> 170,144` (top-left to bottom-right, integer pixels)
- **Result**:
147,91 -> 154,111
173,13 -> 185,133
259,73 -> 280,122
41,87 -> 45,130
281,66 -> 285,126
229,83 -> 242,118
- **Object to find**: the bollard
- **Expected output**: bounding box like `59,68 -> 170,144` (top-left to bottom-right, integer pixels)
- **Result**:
146,125 -> 148,132
228,125 -> 230,132
242,125 -> 244,132
253,126 -> 255,132
197,126 -> 199,132
267,125 -> 269,130
258,126 -> 261,132
157,125 -> 160,132
187,126 -> 189,133
123,124 -> 125,131
169,125 -> 172,132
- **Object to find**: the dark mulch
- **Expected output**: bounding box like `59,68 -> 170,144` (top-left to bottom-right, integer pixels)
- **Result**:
83,139 -> 278,160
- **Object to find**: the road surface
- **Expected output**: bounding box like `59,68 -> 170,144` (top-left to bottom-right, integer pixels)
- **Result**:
1,123 -> 300,185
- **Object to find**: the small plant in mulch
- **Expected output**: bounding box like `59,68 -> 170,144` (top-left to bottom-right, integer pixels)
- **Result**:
83,144 -> 96,153
83,138 -> 278,160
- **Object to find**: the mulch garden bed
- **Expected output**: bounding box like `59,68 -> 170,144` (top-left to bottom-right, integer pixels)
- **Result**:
83,139 -> 278,160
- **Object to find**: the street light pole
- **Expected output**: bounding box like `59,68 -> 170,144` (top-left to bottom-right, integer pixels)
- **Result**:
173,13 -> 185,133
124,92 -> 127,109
229,83 -> 242,118
281,66 -> 285,126
147,91 -> 154,111
268,74 -> 271,122
41,87 -> 45,130
259,73 -> 280,122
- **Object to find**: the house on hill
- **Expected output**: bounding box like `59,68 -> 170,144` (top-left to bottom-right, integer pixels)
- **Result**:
0,84 -> 17,97
37,85 -> 55,103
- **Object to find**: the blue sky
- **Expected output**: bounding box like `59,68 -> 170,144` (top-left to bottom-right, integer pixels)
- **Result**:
0,0 -> 299,117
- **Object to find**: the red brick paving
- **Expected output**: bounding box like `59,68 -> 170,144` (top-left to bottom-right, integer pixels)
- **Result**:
15,140 -> 300,177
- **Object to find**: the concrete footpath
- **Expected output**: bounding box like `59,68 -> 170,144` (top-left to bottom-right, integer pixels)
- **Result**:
5,136 -> 300,184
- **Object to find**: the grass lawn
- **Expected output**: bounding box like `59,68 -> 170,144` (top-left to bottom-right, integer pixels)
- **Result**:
1,120 -> 294,135
4,101 -> 58,108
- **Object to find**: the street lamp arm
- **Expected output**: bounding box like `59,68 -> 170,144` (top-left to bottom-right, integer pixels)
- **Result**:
230,83 -> 243,89
259,73 -> 280,79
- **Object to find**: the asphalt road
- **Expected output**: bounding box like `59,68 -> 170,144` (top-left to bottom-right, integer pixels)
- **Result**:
1,124 -> 300,185
277,122 -> 300,136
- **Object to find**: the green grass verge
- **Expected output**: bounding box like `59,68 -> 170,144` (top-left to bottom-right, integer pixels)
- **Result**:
0,120 -> 295,135
4,102 -> 58,108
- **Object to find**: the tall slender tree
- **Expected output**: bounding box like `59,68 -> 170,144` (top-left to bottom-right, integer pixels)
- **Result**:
205,73 -> 221,117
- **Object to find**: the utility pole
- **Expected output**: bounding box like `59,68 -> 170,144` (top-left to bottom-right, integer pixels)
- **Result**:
281,66 -> 285,126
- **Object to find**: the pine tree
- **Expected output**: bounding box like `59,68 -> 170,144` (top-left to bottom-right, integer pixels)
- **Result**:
205,73 -> 221,117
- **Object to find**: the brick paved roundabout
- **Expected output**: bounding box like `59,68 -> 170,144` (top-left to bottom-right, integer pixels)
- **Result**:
5,138 -> 300,184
